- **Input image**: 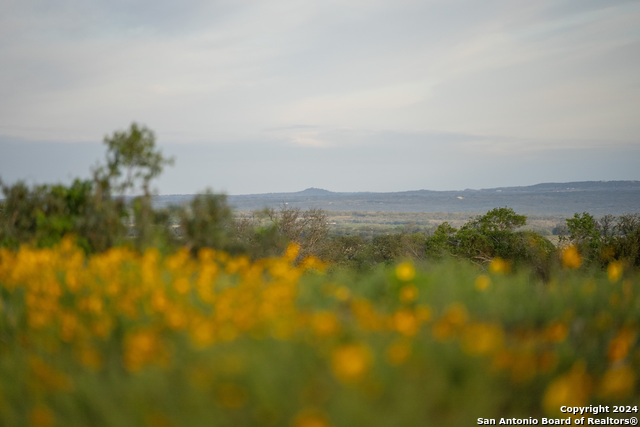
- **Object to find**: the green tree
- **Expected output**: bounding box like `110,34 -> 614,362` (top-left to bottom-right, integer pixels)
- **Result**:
95,123 -> 174,197
179,190 -> 236,255
425,222 -> 458,259
320,235 -> 372,270
467,207 -> 527,233
95,123 -> 174,250
449,207 -> 555,277
0,178 -> 126,252
453,207 -> 526,263
613,214 -> 640,266
0,123 -> 173,253
230,210 -> 289,259
562,212 -> 601,265
371,233 -> 427,264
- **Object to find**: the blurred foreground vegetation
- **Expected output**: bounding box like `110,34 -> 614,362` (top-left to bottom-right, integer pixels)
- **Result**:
1,124 -> 639,426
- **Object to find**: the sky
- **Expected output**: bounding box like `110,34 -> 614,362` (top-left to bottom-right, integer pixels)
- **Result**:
1,0 -> 639,195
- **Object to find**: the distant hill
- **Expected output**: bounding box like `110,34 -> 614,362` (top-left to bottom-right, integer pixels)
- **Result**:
295,187 -> 334,196
155,181 -> 640,216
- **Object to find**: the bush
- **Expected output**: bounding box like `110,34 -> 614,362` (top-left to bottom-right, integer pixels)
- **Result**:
0,178 -> 126,252
321,235 -> 373,270
562,213 -> 640,268
179,190 -> 236,255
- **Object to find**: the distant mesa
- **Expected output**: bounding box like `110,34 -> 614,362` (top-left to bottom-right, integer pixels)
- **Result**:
153,180 -> 640,216
297,187 -> 333,195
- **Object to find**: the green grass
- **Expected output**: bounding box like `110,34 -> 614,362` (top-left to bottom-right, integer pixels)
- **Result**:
0,243 -> 638,426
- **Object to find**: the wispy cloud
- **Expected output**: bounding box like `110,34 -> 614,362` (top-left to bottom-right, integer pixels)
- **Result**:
1,0 -> 638,192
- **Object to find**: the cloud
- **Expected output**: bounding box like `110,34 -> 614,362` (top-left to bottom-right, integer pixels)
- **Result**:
2,129 -> 639,195
1,0 -> 639,193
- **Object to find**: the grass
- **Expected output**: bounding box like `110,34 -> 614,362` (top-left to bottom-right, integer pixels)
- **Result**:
0,239 -> 638,426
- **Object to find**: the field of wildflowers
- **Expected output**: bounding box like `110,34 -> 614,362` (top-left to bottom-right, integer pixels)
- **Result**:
0,238 -> 638,426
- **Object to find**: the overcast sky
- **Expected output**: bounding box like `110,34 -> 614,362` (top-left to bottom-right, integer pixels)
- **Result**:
1,0 -> 639,195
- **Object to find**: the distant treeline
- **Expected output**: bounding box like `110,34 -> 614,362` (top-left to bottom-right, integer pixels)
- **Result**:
1,123 -> 638,278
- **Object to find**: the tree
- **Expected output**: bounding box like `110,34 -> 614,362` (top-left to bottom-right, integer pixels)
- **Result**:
448,207 -> 555,277
466,207 -> 527,233
562,212 -> 601,264
453,207 -> 526,262
613,214 -> 640,266
95,123 -> 174,197
265,206 -> 329,258
425,222 -> 458,259
0,123 -> 173,253
179,190 -> 235,255
94,123 -> 174,250
0,178 -> 126,252
320,235 -> 372,270
558,212 -> 640,268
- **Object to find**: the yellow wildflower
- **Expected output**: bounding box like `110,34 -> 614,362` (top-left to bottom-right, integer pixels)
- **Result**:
75,344 -> 103,370
461,322 -> 504,356
300,256 -> 327,272
123,329 -> 168,372
561,246 -> 581,269
225,255 -> 250,275
351,298 -> 384,331
386,340 -> 412,366
538,350 -> 559,373
607,329 -> 636,363
432,303 -> 468,341
334,286 -> 351,302
190,318 -> 216,348
489,257 -> 511,274
80,295 -> 103,315
141,248 -> 161,288
542,361 -> 591,416
395,261 -> 416,282
173,277 -> 191,295
92,318 -> 113,339
30,404 -> 55,427
151,289 -> 168,312
166,310 -> 188,330
607,261 -> 623,283
292,408 -> 331,427
544,322 -> 568,343
284,243 -> 301,262
60,311 -> 78,343
475,274 -> 490,291
415,304 -> 432,323
491,349 -> 514,372
399,284 -> 418,303
392,309 -> 419,336
331,343 -> 373,383
311,311 -> 340,337
510,352 -> 538,384
599,365 -> 636,399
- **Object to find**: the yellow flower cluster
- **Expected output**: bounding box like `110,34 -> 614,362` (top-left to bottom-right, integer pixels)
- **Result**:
1,243 -> 638,426
0,239 -> 329,367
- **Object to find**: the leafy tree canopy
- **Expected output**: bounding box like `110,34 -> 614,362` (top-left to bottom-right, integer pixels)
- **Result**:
95,123 -> 174,197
